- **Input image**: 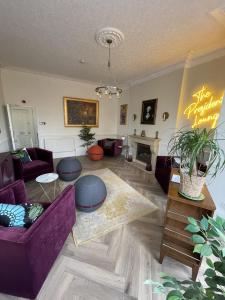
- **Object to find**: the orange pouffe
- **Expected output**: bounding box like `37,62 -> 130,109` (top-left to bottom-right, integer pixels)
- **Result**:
88,145 -> 104,161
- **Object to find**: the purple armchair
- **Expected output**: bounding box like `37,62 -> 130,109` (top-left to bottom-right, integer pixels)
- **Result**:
0,180 -> 75,299
155,156 -> 179,194
12,147 -> 54,182
98,139 -> 123,156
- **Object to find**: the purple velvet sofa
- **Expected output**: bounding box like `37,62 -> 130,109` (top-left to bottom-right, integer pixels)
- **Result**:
98,139 -> 122,156
12,147 -> 54,182
0,180 -> 76,299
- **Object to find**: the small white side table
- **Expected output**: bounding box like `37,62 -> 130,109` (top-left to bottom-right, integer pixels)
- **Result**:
36,173 -> 59,201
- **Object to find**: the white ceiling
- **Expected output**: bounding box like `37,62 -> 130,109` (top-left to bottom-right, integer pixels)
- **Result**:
0,0 -> 225,85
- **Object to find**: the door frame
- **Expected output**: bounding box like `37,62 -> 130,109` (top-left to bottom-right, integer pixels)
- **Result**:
6,104 -> 39,150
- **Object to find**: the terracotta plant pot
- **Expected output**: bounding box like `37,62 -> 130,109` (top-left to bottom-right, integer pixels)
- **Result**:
87,145 -> 104,161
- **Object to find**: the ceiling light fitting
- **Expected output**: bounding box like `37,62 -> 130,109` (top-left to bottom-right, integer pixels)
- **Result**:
95,28 -> 124,99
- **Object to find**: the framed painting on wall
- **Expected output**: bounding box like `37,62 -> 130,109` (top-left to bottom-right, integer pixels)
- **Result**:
64,97 -> 99,127
141,99 -> 158,125
120,104 -> 128,125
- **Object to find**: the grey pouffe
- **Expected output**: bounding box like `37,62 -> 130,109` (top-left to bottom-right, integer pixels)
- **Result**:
75,175 -> 107,212
56,157 -> 82,181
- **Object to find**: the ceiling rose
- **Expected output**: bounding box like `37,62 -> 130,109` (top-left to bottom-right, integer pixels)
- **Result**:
95,27 -> 124,48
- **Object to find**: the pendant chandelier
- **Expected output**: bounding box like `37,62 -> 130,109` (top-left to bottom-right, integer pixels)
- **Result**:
95,27 -> 124,99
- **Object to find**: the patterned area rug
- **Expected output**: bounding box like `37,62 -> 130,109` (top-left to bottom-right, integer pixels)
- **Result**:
69,168 -> 157,246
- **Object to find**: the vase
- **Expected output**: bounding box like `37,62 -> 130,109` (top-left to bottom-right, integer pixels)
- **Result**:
179,169 -> 205,198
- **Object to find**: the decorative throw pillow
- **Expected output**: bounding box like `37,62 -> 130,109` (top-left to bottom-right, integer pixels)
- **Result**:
0,203 -> 44,228
13,148 -> 32,163
22,203 -> 44,228
0,203 -> 26,227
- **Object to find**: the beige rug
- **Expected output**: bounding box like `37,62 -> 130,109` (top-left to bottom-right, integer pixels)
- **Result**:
66,168 -> 157,246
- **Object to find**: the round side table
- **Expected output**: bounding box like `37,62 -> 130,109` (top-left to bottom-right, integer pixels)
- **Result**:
36,173 -> 59,201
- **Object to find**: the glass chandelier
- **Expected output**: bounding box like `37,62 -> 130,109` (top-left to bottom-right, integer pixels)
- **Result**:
95,39 -> 122,99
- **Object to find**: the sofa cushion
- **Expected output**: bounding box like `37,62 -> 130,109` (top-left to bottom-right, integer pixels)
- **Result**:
0,203 -> 26,227
23,203 -> 44,228
23,160 -> 50,174
0,188 -> 16,204
14,148 -> 32,163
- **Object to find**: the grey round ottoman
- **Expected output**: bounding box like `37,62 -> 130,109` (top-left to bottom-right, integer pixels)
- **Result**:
56,157 -> 82,181
75,175 -> 107,212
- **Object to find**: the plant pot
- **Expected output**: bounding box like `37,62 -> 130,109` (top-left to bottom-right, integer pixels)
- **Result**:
180,169 -> 205,199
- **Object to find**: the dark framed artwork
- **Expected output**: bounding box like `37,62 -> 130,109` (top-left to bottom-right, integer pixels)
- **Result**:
64,97 -> 99,127
120,104 -> 128,125
141,99 -> 158,125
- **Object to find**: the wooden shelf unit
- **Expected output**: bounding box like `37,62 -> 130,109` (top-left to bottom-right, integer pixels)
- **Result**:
159,169 -> 216,280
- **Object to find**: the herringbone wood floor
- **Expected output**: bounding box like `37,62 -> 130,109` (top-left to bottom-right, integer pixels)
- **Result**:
0,156 -> 206,300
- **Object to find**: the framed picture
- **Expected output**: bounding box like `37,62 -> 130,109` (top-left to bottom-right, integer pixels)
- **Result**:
120,104 -> 128,125
64,97 -> 99,127
141,99 -> 158,125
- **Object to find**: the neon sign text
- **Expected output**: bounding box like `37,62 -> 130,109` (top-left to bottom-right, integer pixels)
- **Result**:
184,86 -> 224,128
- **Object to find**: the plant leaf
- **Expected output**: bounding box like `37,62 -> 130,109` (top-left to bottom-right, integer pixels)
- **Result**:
193,244 -> 203,253
200,244 -> 213,257
204,269 -> 216,278
166,290 -> 183,300
206,258 -> 214,269
200,216 -> 209,231
185,224 -> 200,233
192,234 -> 205,244
188,217 -> 198,226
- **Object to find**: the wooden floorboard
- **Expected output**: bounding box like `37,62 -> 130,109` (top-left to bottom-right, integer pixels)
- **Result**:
0,156 -> 206,300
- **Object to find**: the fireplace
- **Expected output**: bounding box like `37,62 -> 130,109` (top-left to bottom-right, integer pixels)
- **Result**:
136,143 -> 152,164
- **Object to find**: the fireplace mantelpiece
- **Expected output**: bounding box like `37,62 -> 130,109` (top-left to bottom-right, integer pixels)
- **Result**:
128,135 -> 160,172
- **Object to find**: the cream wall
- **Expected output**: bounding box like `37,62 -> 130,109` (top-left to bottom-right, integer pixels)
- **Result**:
1,69 -> 122,157
129,69 -> 184,155
0,70 -> 10,152
176,55 -> 225,129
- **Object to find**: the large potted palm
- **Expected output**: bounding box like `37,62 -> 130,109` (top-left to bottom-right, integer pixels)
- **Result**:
168,127 -> 225,200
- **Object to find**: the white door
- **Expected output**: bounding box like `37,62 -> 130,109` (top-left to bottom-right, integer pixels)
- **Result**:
6,105 -> 38,150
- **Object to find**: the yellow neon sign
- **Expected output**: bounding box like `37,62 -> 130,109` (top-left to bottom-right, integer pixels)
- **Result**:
184,86 -> 224,128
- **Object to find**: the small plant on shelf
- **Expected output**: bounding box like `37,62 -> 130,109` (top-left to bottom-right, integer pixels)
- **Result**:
78,126 -> 95,151
145,215 -> 225,299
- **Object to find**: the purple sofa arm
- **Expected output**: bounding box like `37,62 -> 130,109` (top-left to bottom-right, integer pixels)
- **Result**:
12,156 -> 24,180
35,148 -> 54,170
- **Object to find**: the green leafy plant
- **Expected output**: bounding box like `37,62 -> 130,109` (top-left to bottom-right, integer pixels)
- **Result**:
78,126 -> 95,150
145,215 -> 225,299
168,128 -> 225,178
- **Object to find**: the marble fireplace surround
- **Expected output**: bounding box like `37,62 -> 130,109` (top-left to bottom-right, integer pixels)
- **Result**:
128,135 -> 160,172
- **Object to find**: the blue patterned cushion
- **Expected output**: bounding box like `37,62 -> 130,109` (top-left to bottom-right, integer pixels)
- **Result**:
0,203 -> 26,227
0,203 -> 44,228
13,148 -> 32,163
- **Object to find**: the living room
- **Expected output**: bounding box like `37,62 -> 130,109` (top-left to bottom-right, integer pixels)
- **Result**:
0,1 -> 225,299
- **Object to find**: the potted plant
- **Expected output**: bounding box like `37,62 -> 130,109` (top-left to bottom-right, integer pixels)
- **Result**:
78,126 -> 96,152
145,215 -> 225,299
168,128 -> 225,199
